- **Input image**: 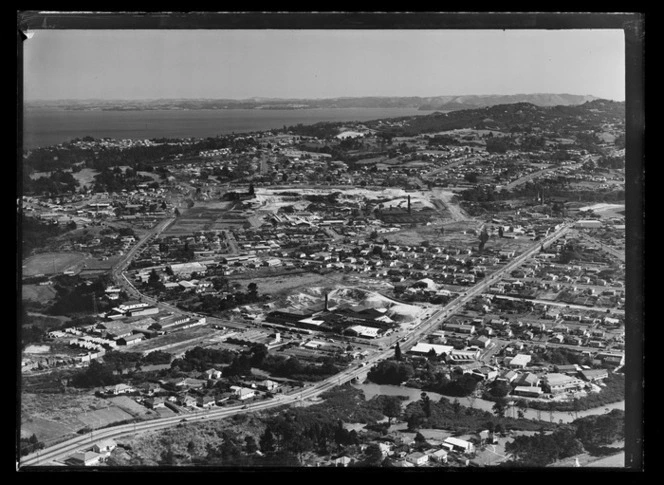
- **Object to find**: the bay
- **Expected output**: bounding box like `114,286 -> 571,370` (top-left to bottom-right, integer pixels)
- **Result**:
21,107 -> 426,150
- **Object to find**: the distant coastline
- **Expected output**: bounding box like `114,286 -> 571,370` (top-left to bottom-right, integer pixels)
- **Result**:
24,93 -> 603,114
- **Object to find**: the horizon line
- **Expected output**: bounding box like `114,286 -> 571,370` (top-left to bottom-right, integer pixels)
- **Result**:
24,92 -> 622,103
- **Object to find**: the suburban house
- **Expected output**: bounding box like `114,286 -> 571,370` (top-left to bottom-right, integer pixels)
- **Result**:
554,364 -> 580,374
595,351 -> 625,367
138,382 -> 162,396
258,379 -> 280,392
478,430 -> 498,445
92,439 -> 117,456
197,395 -> 216,408
541,373 -> 585,395
177,394 -> 197,407
427,448 -> 449,463
443,437 -> 476,454
406,451 -> 429,466
117,333 -> 144,346
103,383 -> 135,395
508,353 -> 532,369
145,396 -> 167,409
512,386 -> 544,398
516,372 -> 541,388
496,369 -> 519,384
65,451 -> 104,467
471,366 -> 499,382
230,386 -> 256,400
579,369 -> 609,382
203,368 -> 223,379
469,335 -> 491,348
333,456 -> 352,467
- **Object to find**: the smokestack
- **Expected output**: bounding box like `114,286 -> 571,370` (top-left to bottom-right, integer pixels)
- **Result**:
324,293 -> 328,311
408,195 -> 411,214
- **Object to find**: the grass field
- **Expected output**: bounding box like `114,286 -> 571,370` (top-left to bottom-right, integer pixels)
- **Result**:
21,391 -> 114,442
22,252 -> 88,276
22,284 -> 57,303
77,406 -> 134,429
20,416 -> 81,444
107,396 -> 153,418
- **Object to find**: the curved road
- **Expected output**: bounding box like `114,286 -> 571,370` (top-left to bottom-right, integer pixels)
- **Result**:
20,219 -> 572,468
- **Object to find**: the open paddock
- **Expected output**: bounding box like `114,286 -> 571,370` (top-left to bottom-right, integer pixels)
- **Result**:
20,416 -> 81,445
22,252 -> 88,276
22,284 -> 58,303
77,406 -> 134,429
107,396 -> 155,418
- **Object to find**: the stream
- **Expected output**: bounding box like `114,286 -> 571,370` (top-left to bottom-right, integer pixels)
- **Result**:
352,382 -> 624,424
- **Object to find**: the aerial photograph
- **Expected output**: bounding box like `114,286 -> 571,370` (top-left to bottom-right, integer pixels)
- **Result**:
17,13 -> 643,471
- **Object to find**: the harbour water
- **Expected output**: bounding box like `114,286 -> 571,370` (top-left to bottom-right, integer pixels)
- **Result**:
22,107 -> 426,150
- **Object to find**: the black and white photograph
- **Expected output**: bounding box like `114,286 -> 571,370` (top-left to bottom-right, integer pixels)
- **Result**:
17,12 -> 644,472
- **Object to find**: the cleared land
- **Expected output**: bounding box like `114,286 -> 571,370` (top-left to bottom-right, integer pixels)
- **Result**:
22,284 -> 58,303
21,392 -> 114,443
119,325 -> 219,355
22,252 -> 87,276
107,395 -> 155,418
77,406 -> 134,429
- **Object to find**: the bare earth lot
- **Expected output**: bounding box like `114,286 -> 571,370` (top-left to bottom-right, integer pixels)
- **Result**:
121,326 -> 219,355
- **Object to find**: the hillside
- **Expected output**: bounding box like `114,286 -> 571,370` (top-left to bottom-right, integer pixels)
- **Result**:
366,99 -> 625,137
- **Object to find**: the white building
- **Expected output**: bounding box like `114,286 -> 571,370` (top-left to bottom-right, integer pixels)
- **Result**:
508,353 -> 532,369
443,437 -> 475,454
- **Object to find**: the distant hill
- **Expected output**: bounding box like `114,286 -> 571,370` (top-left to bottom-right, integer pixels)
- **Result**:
416,93 -> 600,111
25,94 -> 603,112
360,99 -> 625,137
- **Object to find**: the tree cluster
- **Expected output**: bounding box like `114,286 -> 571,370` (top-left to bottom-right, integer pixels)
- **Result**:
504,409 -> 624,466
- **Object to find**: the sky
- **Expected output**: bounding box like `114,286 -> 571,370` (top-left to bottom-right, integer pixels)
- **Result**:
22,29 -> 626,101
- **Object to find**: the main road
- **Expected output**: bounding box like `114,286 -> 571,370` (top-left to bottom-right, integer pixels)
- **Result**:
20,220 -> 572,468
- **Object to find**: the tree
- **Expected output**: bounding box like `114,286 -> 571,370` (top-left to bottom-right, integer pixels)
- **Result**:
464,172 -> 479,183
492,397 -> 508,419
420,392 -> 432,418
394,342 -> 402,361
452,398 -> 462,415
382,396 -> 402,424
361,443 -> 384,466
245,436 -> 259,454
148,268 -> 160,284
516,400 -> 528,419
259,427 -> 277,453
247,282 -> 258,298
